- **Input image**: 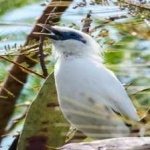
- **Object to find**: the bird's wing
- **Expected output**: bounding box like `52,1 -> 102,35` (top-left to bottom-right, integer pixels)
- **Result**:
55,57 -> 140,121
83,60 -> 140,121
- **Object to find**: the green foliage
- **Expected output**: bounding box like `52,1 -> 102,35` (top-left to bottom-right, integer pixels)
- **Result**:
17,74 -> 69,149
0,0 -> 150,149
104,49 -> 124,64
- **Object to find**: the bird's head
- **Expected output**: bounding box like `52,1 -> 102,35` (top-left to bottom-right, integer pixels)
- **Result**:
37,25 -> 101,57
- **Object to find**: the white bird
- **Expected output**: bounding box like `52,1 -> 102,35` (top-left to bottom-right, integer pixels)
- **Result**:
39,25 -> 140,139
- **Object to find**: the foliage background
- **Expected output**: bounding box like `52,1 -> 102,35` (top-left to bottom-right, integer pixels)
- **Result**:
0,0 -> 150,149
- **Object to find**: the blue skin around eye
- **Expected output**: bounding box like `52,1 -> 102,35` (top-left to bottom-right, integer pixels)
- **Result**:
62,31 -> 86,44
50,30 -> 87,44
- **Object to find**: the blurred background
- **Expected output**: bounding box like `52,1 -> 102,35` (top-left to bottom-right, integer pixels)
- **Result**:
0,0 -> 150,149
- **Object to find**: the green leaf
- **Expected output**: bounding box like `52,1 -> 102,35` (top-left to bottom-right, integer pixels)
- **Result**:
17,73 -> 69,150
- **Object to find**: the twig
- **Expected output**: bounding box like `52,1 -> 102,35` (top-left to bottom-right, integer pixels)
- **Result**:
19,43 -> 40,53
119,0 -> 150,10
66,130 -> 86,144
140,109 -> 150,124
38,36 -> 48,78
0,55 -> 45,79
38,7 -> 58,78
81,11 -> 92,33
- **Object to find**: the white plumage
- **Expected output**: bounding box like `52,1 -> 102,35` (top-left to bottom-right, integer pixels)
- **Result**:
41,25 -> 140,139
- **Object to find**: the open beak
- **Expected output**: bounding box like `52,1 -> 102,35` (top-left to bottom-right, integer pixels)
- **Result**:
33,24 -> 63,40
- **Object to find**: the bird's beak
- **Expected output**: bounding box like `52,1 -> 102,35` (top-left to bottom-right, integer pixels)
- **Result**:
33,24 -> 63,40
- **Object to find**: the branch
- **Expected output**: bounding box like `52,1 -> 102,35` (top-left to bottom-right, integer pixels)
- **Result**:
0,55 -> 45,79
61,137 -> 150,150
81,11 -> 92,33
38,7 -> 58,78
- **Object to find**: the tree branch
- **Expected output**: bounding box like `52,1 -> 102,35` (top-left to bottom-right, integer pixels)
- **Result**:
61,137 -> 150,150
